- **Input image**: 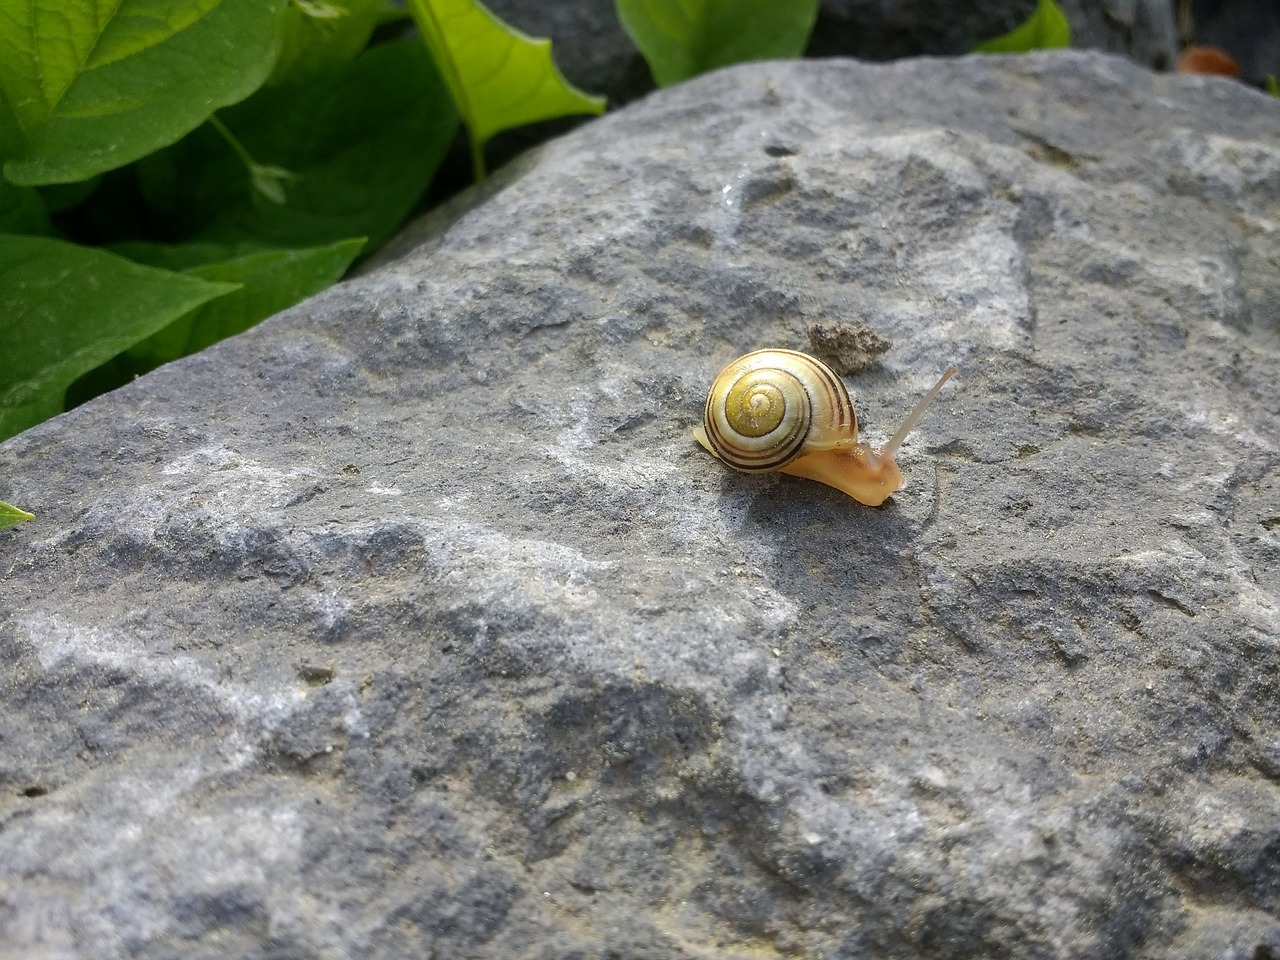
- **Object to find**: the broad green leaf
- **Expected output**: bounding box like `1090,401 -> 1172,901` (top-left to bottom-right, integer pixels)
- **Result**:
0,0 -> 289,186
67,238 -> 363,407
614,0 -> 820,88
405,0 -> 604,178
974,0 -> 1071,53
0,501 -> 36,529
0,0 -> 216,137
269,0 -> 386,86
0,235 -> 237,442
1267,76 -> 1280,97
121,238 -> 366,368
0,179 -> 50,235
135,39 -> 457,251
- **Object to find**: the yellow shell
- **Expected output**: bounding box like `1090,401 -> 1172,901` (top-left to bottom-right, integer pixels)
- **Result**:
694,349 -> 957,506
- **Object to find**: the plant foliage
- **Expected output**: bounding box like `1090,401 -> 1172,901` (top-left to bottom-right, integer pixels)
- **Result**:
1,0 -> 290,186
974,0 -> 1072,53
0,500 -> 36,529
615,0 -> 820,87
0,235 -> 238,439
0,1 -> 475,444
405,0 -> 605,179
0,0 -> 614,445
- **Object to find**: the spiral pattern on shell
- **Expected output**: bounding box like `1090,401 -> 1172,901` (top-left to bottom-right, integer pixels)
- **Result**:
701,349 -> 857,472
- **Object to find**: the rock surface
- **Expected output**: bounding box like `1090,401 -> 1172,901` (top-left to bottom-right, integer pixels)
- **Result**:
3,51 -> 1280,959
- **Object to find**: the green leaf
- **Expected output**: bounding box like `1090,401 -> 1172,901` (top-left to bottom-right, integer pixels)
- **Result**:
66,238 -> 363,407
974,0 -> 1071,53
0,179 -> 51,235
269,0 -> 386,86
136,38 -> 458,251
120,238 -> 365,369
0,501 -> 36,529
377,4 -> 412,26
0,235 -> 237,442
0,0 -> 289,186
614,0 -> 820,88
1267,76 -> 1280,98
405,0 -> 605,178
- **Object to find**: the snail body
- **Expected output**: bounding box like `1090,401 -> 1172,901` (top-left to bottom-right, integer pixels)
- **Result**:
693,349 -> 956,506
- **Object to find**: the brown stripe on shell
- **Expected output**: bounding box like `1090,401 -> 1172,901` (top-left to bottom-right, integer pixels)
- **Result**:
704,355 -> 806,471
705,384 -> 806,472
797,349 -> 855,439
755,350 -> 855,443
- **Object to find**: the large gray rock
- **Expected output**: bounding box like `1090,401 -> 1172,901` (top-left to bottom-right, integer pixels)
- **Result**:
3,51 -> 1280,959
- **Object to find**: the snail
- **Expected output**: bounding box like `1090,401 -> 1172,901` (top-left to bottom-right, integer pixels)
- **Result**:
693,349 -> 957,506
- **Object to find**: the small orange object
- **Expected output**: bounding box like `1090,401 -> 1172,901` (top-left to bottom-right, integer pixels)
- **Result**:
1177,45 -> 1241,77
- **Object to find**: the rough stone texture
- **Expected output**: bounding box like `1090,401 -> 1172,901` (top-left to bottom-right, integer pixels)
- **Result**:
3,51 -> 1280,959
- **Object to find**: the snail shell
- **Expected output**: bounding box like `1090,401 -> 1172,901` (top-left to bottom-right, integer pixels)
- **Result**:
693,349 -> 956,506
